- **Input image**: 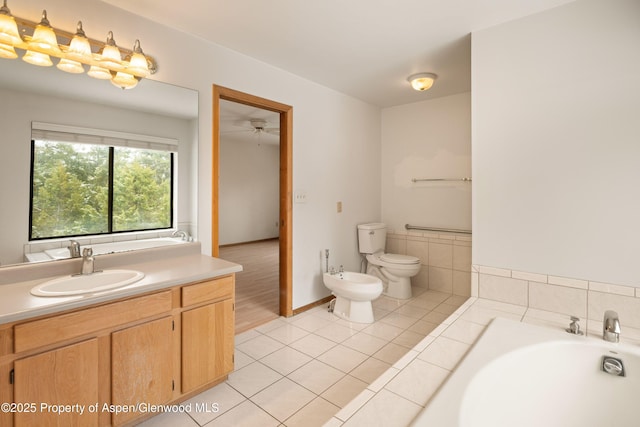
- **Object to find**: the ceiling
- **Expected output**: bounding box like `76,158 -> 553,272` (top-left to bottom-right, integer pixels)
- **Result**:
219,100 -> 280,146
102,0 -> 575,107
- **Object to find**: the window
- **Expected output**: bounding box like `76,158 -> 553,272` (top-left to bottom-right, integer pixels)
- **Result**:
29,123 -> 175,240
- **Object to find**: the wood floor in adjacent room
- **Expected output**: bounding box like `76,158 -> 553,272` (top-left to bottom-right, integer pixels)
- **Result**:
219,238 -> 280,334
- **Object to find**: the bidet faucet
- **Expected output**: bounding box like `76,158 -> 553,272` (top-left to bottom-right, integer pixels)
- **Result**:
81,247 -> 95,275
603,310 -> 621,343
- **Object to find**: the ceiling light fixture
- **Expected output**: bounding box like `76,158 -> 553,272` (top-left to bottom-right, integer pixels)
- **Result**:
407,72 -> 437,91
0,1 -> 157,89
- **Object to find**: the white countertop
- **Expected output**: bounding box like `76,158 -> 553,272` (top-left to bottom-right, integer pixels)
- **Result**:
0,250 -> 242,325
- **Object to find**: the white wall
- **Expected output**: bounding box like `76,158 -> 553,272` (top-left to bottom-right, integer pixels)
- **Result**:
6,0 -> 382,309
381,93 -> 471,233
472,0 -> 640,287
0,87 -> 195,265
218,140 -> 279,245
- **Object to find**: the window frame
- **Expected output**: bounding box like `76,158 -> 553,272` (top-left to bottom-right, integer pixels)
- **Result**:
28,139 -> 175,241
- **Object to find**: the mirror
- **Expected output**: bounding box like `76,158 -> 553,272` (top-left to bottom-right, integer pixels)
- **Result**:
0,58 -> 199,267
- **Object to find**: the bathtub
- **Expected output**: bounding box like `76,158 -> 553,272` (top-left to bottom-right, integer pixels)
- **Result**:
411,317 -> 638,427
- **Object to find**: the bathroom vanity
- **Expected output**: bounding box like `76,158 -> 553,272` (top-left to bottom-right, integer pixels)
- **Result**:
0,243 -> 241,426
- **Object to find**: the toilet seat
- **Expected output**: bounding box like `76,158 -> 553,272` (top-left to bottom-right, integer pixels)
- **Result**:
380,253 -> 420,265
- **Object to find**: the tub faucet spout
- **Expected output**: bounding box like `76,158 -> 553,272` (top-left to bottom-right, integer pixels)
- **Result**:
172,230 -> 191,241
603,310 -> 621,343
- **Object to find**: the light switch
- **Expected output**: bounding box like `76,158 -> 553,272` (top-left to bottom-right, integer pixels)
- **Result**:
337,201 -> 342,213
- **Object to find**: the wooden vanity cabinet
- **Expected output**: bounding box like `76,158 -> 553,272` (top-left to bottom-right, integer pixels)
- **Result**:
181,275 -> 235,393
1,274 -> 235,427
13,338 -> 99,427
111,316 -> 174,426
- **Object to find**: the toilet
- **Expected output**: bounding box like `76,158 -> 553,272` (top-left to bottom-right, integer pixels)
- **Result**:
323,271 -> 383,323
357,223 -> 421,299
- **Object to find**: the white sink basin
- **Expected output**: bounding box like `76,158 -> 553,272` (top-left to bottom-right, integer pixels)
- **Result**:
31,270 -> 145,297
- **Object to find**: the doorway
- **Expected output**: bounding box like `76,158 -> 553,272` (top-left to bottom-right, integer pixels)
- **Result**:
212,85 -> 293,325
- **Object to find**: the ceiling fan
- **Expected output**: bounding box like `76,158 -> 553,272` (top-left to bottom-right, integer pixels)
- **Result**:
248,119 -> 279,135
221,118 -> 279,137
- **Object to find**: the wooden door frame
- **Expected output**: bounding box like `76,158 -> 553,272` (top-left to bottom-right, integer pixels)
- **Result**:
212,85 -> 293,317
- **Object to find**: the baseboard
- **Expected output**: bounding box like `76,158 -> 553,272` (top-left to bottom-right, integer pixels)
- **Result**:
292,295 -> 334,316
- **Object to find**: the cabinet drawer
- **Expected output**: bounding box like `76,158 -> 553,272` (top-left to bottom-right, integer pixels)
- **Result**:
14,291 -> 172,353
181,275 -> 234,307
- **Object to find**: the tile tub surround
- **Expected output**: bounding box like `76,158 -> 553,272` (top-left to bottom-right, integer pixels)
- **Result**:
472,264 -> 640,339
326,293 -> 640,426
386,229 -> 472,297
139,288 -> 467,427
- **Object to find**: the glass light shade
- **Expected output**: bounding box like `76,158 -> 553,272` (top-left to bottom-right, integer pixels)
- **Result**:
87,64 -> 112,80
98,32 -> 123,70
407,73 -> 437,91
65,23 -> 92,62
111,71 -> 138,89
28,12 -> 61,55
126,52 -> 149,77
100,44 -> 122,69
22,50 -> 53,66
57,58 -> 85,73
0,42 -> 17,58
126,39 -> 149,77
0,8 -> 21,46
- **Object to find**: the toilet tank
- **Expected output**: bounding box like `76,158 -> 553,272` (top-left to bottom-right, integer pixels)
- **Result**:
357,223 -> 387,254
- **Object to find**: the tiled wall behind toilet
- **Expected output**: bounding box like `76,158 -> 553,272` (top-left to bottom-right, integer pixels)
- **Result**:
386,230 -> 472,297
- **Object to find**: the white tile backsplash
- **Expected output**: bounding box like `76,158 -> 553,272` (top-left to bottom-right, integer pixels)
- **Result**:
474,263 -> 640,332
478,274 -> 528,306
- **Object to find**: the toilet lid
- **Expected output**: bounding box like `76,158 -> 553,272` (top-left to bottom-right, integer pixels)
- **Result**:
380,253 -> 420,265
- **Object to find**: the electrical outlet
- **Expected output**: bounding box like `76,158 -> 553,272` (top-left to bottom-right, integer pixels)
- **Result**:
294,190 -> 307,204
337,201 -> 342,213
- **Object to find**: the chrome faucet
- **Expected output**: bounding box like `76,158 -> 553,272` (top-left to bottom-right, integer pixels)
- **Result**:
172,230 -> 191,241
603,310 -> 621,343
68,240 -> 81,258
81,247 -> 95,275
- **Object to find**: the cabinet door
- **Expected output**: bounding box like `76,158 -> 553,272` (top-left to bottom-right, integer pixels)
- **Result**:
182,299 -> 234,393
111,316 -> 173,426
14,338 -> 99,427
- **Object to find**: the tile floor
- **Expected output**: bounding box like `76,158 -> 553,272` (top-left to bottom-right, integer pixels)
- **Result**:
139,287 -> 467,427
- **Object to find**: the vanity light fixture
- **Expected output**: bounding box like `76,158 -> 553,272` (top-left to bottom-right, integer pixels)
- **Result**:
407,72 -> 437,91
0,1 -> 157,89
